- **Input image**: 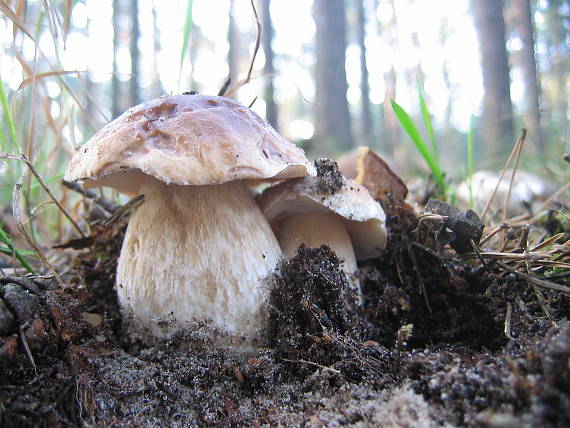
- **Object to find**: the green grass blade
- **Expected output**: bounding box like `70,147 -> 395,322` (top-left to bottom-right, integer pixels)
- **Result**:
390,99 -> 446,195
0,79 -> 18,152
0,224 -> 35,273
418,83 -> 438,162
467,115 -> 475,209
178,0 -> 194,83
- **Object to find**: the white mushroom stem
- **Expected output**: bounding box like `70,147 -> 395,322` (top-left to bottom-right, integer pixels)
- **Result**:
276,212 -> 358,274
116,178 -> 282,343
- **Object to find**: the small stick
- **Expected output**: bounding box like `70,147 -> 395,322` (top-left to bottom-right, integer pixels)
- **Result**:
406,243 -> 432,313
217,77 -> 232,97
19,322 -> 37,371
12,171 -> 64,285
480,223 -> 509,246
497,261 -> 570,294
524,246 -> 557,327
281,358 -> 341,375
102,194 -> 144,226
502,129 -> 526,224
470,238 -> 489,268
394,323 -> 413,372
515,225 -> 530,253
1,153 -> 85,238
481,129 -> 526,222
224,0 -> 261,99
62,179 -> 120,214
504,302 -> 513,340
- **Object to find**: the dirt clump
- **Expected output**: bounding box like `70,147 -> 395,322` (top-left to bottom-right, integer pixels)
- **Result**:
314,158 -> 345,194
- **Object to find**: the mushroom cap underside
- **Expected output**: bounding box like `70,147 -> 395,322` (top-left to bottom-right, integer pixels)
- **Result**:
259,177 -> 387,259
64,94 -> 315,193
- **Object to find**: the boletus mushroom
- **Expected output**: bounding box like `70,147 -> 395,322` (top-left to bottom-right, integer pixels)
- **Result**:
64,94 -> 315,344
258,172 -> 387,293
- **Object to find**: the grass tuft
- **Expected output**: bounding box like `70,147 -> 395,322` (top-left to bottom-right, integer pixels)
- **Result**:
390,98 -> 447,196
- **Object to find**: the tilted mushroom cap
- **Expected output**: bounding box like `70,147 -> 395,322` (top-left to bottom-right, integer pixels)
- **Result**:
64,94 -> 316,193
259,176 -> 387,260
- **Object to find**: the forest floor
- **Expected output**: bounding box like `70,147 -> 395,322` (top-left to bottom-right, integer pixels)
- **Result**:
1,177 -> 569,427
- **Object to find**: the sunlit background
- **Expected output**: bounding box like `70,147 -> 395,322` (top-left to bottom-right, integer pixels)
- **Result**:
0,0 -> 569,196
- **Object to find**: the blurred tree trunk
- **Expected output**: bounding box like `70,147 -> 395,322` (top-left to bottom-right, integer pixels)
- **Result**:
228,0 -> 240,84
546,0 -> 568,142
149,2 -> 163,97
381,0 -> 400,155
473,0 -> 514,159
262,0 -> 278,129
112,0 -> 121,118
356,0 -> 373,147
313,0 -> 353,152
512,0 -> 544,156
129,0 -> 140,107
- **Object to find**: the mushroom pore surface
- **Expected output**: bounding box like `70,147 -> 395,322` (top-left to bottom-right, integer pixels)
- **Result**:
117,178 -> 281,343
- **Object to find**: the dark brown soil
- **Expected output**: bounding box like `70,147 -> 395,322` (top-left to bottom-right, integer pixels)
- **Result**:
313,158 -> 345,194
1,207 -> 569,427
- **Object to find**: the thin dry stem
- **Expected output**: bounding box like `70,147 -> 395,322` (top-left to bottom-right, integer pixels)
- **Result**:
224,0 -> 261,99
501,129 -> 526,223
1,153 -> 85,238
12,169 -> 64,285
481,129 -> 526,222
497,261 -> 570,295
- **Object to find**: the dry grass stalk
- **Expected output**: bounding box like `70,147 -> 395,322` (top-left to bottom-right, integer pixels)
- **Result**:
1,153 -> 85,238
12,170 -> 64,285
481,129 -> 527,222
223,0 -> 261,99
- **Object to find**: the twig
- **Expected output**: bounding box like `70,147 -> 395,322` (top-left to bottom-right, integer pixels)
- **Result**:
497,261 -> 570,295
504,302 -> 513,340
515,225 -> 530,253
217,77 -> 232,97
481,129 -> 526,222
502,129 -> 526,224
525,246 -> 557,327
224,0 -> 261,99
529,232 -> 566,252
102,194 -> 144,226
406,243 -> 432,313
12,170 -> 64,285
480,223 -> 509,246
62,179 -> 120,214
394,323 -> 413,372
1,153 -> 86,238
281,358 -> 341,375
19,322 -> 37,371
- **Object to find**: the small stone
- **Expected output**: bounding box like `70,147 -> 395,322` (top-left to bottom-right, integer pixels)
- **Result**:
81,312 -> 104,328
0,299 -> 15,335
0,275 -> 41,293
0,335 -> 18,359
3,284 -> 40,323
24,318 -> 47,351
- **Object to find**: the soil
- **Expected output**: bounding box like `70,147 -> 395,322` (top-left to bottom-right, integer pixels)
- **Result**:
313,158 -> 345,194
1,203 -> 569,427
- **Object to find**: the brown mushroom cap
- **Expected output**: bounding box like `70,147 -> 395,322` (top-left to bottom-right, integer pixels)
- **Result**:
259,176 -> 387,260
64,94 -> 315,193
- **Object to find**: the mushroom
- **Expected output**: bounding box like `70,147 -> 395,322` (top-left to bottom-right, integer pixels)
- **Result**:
64,94 -> 315,343
258,170 -> 387,290
456,170 -> 558,217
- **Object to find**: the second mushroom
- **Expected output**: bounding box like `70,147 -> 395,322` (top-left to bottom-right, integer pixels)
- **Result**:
258,162 -> 387,293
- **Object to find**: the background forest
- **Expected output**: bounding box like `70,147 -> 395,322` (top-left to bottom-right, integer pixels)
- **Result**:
0,0 -> 569,240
